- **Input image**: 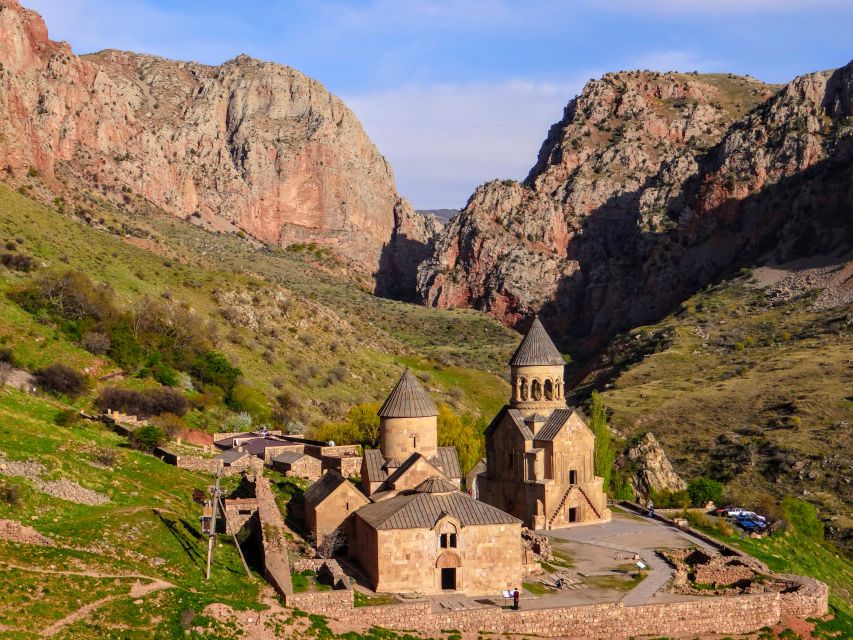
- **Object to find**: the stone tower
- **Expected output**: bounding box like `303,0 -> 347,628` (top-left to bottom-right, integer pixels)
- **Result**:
508,316 -> 566,421
378,369 -> 438,463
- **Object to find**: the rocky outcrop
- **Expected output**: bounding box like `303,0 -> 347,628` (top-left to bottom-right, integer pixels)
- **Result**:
0,0 -> 430,286
418,65 -> 853,348
623,433 -> 686,501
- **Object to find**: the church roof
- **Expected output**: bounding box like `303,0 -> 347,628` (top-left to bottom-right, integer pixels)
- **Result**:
533,408 -> 576,441
304,470 -> 347,507
484,406 -> 533,440
362,448 -> 388,484
414,477 -> 458,494
509,316 -> 565,367
355,487 -> 521,530
377,369 -> 438,418
435,447 -> 462,479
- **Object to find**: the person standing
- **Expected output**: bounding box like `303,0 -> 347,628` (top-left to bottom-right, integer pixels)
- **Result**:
513,587 -> 520,610
647,499 -> 655,518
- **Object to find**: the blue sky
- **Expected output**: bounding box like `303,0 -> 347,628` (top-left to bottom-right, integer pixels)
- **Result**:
27,0 -> 853,209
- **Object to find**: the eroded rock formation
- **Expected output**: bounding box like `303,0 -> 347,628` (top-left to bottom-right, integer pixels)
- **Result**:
623,432 -> 686,501
418,65 -> 853,348
0,0 -> 435,286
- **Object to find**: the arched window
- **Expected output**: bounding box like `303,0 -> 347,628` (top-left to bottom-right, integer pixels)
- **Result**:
544,379 -> 554,400
555,379 -> 562,399
520,378 -> 529,401
531,379 -> 542,401
438,521 -> 458,548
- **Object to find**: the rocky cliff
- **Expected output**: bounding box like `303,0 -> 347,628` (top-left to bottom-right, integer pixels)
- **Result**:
418,66 -> 853,348
0,0 -> 434,281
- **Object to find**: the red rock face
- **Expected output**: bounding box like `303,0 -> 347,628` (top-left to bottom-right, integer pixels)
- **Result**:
0,0 -> 433,279
418,65 -> 853,346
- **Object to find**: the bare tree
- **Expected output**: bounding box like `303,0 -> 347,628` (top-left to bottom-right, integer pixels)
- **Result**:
315,528 -> 346,559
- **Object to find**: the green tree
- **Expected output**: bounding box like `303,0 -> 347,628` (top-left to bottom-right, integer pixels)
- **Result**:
129,425 -> 165,453
687,477 -> 724,507
437,404 -> 483,475
589,391 -> 615,493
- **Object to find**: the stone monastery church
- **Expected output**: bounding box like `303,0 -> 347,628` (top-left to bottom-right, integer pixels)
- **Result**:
303,317 -> 609,596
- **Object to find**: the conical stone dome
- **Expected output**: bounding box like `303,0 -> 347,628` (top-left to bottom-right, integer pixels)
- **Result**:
509,316 -> 564,366
377,369 -> 438,418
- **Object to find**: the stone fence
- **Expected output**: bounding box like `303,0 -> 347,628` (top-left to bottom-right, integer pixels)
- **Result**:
290,585 -> 826,639
255,476 -> 292,595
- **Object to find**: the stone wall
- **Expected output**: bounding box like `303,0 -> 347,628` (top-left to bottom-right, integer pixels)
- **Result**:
284,586 -> 353,612
255,476 -> 292,595
322,455 -> 362,478
302,590 -> 823,639
154,448 -> 263,476
777,574 -> 830,620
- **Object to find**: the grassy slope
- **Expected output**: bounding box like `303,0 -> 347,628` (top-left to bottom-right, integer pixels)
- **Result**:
573,273 -> 852,515
0,389 -> 260,639
0,184 -> 515,423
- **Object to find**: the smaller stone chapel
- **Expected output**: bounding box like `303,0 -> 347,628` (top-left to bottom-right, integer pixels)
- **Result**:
305,369 -> 522,596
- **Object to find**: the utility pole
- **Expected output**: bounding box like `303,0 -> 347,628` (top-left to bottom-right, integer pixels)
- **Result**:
202,471 -> 221,581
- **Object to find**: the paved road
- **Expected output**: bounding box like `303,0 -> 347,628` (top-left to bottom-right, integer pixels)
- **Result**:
545,512 -> 716,606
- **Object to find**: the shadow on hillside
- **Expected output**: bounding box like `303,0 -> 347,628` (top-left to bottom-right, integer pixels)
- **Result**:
539,136 -> 853,383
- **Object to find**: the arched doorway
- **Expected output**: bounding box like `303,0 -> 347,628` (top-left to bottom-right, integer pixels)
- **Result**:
436,552 -> 461,591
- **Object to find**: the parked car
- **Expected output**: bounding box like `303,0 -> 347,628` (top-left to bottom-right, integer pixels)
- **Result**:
735,515 -> 768,533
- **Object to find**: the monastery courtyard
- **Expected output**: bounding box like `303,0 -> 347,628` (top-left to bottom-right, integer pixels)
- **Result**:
345,508 -> 718,613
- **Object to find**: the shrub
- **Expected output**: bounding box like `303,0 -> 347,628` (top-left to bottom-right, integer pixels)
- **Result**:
589,391 -> 615,493
129,425 -> 166,453
33,364 -> 87,396
152,412 -> 187,439
54,409 -> 81,427
82,331 -> 111,355
781,497 -> 824,539
92,447 -> 117,467
687,477 -> 724,507
12,270 -> 113,322
97,387 -> 189,418
651,488 -> 690,509
191,351 -> 241,396
0,252 -> 37,272
229,384 -> 271,422
0,481 -> 21,506
0,347 -> 15,366
224,411 -> 253,432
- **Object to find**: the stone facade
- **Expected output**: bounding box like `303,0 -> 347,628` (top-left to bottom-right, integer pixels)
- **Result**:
379,415 -> 438,463
322,454 -> 362,478
305,475 -> 370,543
273,454 -> 322,480
349,517 -> 521,596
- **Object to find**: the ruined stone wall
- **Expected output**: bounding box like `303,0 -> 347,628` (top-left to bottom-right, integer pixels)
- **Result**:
322,455 -> 362,478
284,587 -> 353,612
255,476 -> 292,595
777,574 -> 830,620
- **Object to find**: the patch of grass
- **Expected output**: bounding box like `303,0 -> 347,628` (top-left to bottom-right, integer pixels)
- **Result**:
523,581 -> 556,595
353,591 -> 401,607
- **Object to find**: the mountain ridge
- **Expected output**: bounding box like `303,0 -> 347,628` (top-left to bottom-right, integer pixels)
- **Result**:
0,0 -> 434,286
417,65 -> 852,351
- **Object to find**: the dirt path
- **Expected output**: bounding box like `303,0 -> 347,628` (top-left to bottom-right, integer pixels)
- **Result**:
0,563 -> 174,637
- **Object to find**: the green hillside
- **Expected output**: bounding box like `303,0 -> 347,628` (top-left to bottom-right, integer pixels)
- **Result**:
573,272 -> 852,544
0,184 -> 515,435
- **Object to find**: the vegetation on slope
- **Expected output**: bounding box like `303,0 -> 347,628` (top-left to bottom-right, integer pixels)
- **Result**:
572,271 -> 852,548
0,184 -> 515,462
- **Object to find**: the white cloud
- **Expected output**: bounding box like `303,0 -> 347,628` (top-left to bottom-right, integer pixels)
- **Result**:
345,78 -> 588,209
